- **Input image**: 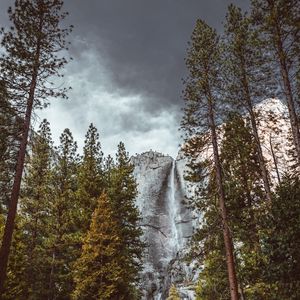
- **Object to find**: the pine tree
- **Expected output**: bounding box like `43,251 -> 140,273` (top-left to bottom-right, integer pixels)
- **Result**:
220,114 -> 267,298
0,216 -> 27,300
251,0 -> 300,163
0,81 -> 22,213
262,174 -> 300,299
46,128 -> 79,299
18,119 -> 54,299
223,4 -> 273,202
167,285 -> 181,300
181,19 -> 239,299
76,123 -> 104,235
73,193 -> 125,300
0,0 -> 72,291
107,142 -> 144,298
103,154 -> 115,187
221,114 -> 264,247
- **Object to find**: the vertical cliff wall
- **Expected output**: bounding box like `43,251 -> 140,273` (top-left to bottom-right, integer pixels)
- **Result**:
131,151 -> 196,299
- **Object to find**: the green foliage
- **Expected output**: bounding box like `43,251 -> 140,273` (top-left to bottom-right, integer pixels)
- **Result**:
196,250 -> 229,300
181,19 -> 223,138
73,193 -> 125,300
18,119 -> 54,299
223,4 -> 275,108
0,0 -> 72,295
192,114 -> 267,299
0,217 -> 28,300
45,128 -> 80,299
251,0 -> 300,162
262,174 -> 300,299
106,142 -> 145,297
0,122 -> 145,298
0,81 -> 22,213
0,0 -> 73,109
76,123 -> 104,235
167,284 -> 181,300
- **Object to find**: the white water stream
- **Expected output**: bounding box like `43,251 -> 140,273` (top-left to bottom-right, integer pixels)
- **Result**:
167,160 -> 181,256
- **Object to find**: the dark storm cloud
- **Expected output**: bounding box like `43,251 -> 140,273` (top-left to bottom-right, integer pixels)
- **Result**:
64,0 -> 250,114
0,0 -> 250,157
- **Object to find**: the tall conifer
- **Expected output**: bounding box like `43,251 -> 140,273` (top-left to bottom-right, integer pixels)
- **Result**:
181,20 -> 239,299
19,119 -> 53,299
0,81 -> 22,213
73,193 -> 124,300
76,124 -> 104,235
0,0 -> 72,290
251,0 -> 300,163
224,4 -> 273,202
107,142 -> 144,298
46,129 -> 79,299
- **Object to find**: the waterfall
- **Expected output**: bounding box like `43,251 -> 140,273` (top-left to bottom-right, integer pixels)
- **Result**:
167,159 -> 181,256
132,152 -> 195,299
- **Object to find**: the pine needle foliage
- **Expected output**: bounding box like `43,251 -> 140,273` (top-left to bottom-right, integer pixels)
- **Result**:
73,193 -> 124,300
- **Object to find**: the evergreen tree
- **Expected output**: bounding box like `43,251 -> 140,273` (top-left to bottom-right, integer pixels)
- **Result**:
181,19 -> 239,299
18,119 -> 54,299
103,154 -> 115,187
107,142 -> 144,298
0,0 -> 72,291
46,128 -> 79,299
192,114 -> 273,299
0,216 -> 27,300
223,4 -> 273,202
251,0 -> 300,163
220,114 -> 267,298
167,285 -> 181,300
262,174 -> 300,299
195,248 -> 229,300
73,193 -> 124,300
0,81 -> 22,213
76,123 -> 104,235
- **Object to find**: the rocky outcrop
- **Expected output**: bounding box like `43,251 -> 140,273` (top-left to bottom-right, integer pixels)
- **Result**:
132,151 -> 195,299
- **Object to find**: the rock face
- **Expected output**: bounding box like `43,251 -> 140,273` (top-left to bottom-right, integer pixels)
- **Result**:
131,99 -> 294,299
131,151 -> 195,299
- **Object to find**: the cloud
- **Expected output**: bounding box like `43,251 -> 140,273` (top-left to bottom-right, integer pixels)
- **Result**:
37,43 -> 181,157
0,0 -> 250,158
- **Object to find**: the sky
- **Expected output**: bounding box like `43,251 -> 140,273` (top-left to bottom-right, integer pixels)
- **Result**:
0,0 -> 250,158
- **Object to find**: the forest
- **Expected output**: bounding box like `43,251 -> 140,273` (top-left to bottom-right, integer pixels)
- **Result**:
0,0 -> 300,299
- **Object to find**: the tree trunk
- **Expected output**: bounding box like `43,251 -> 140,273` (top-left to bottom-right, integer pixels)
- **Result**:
208,95 -> 239,300
0,83 -> 36,296
248,108 -> 273,202
277,49 -> 300,164
0,8 -> 43,295
269,134 -> 281,184
267,0 -> 300,164
239,56 -> 273,202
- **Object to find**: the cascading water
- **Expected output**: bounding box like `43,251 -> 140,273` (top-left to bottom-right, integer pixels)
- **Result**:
132,152 -> 195,299
167,160 -> 181,256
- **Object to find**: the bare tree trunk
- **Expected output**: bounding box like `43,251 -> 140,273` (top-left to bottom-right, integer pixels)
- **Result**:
269,134 -> 281,184
208,96 -> 239,300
